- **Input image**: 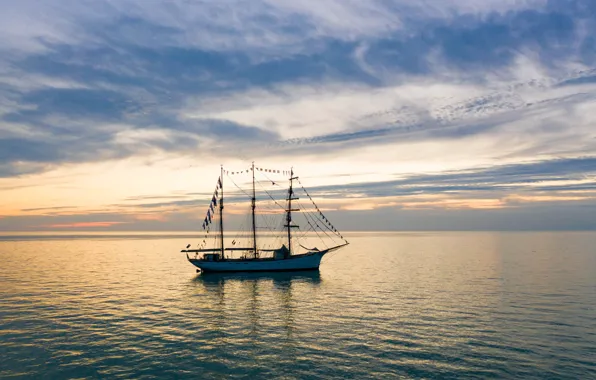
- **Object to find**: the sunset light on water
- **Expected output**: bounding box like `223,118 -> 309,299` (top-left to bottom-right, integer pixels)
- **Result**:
1,0 -> 595,378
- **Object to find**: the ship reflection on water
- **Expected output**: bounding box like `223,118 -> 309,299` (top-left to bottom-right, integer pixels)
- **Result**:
190,271 -> 322,340
194,270 -> 322,287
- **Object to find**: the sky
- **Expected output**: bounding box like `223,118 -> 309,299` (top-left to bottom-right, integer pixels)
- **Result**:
0,0 -> 595,231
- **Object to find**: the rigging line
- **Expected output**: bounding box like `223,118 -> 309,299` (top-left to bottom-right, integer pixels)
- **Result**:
306,217 -> 328,250
257,199 -> 280,230
298,197 -> 333,233
294,219 -> 315,242
226,172 -> 252,199
297,181 -> 331,221
259,170 -> 284,187
297,179 -> 330,218
303,206 -> 341,244
228,214 -> 251,255
300,205 -> 335,246
258,194 -> 281,213
257,211 -> 276,235
233,218 -> 249,243
292,228 -> 307,247
293,199 -> 319,239
296,220 -> 315,245
298,197 -> 341,245
296,196 -> 336,236
256,189 -> 289,248
323,235 -> 347,261
256,181 -> 286,210
297,184 -> 346,242
298,201 -> 329,249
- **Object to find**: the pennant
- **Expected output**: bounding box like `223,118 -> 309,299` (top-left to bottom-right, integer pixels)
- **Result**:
217,177 -> 222,188
215,189 -> 218,198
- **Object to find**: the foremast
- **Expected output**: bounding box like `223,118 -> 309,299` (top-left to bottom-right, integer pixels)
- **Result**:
219,165 -> 225,260
285,168 -> 299,255
251,162 -> 258,258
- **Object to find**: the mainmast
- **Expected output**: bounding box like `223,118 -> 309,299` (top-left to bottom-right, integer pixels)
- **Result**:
219,165 -> 225,260
251,162 -> 258,258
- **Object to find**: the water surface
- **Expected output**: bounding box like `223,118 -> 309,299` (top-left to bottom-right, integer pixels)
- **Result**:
1,232 -> 595,379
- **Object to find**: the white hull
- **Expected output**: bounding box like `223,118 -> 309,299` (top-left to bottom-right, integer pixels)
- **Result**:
188,251 -> 326,273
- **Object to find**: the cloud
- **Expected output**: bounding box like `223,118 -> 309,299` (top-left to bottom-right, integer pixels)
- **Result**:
20,206 -> 77,212
41,221 -> 128,228
285,156 -> 596,213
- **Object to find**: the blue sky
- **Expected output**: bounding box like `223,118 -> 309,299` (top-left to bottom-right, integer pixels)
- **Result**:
0,0 -> 595,231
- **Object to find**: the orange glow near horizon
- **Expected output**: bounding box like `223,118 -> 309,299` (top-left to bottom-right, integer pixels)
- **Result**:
40,222 -> 129,228
1,156 -> 596,231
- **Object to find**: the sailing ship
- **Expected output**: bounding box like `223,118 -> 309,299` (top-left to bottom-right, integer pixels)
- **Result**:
182,163 -> 348,273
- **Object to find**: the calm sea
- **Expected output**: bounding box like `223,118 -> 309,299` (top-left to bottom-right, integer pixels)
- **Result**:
0,232 -> 594,379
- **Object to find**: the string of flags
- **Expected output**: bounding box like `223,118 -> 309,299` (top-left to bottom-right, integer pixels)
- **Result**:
198,177 -> 222,249
224,167 -> 291,176
201,176 -> 222,231
298,179 -> 347,243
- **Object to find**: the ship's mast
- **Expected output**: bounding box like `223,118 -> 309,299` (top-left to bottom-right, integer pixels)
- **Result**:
219,165 -> 225,260
286,168 -> 299,255
251,162 -> 258,258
